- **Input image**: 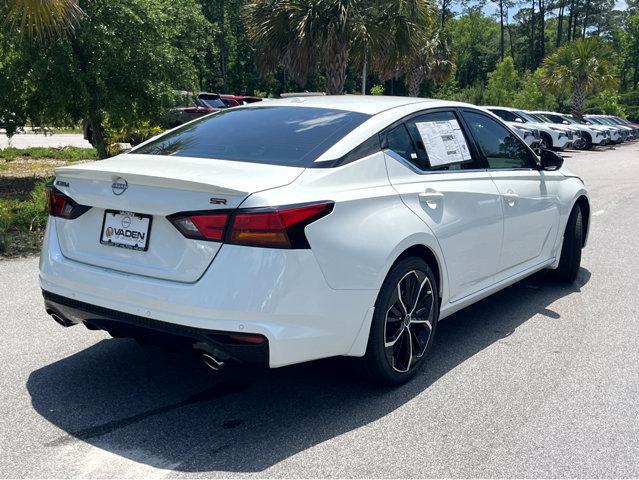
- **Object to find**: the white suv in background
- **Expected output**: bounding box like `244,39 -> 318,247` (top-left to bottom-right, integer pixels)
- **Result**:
485,106 -> 574,150
530,111 -> 609,149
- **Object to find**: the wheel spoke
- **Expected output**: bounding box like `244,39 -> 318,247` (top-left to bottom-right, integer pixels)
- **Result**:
396,283 -> 408,316
385,324 -> 405,348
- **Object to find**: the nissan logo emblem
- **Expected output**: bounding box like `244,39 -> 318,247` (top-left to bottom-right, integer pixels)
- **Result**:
112,177 -> 128,195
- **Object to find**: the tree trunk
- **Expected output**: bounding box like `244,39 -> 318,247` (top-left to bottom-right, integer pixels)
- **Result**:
407,68 -> 424,97
556,2 -> 564,47
581,0 -> 590,37
571,82 -> 586,119
571,0 -> 580,40
500,0 -> 505,60
361,45 -> 367,95
539,0 -> 546,60
88,111 -> 107,159
506,19 -> 515,59
567,0 -> 575,41
530,0 -> 536,69
324,37 -> 348,95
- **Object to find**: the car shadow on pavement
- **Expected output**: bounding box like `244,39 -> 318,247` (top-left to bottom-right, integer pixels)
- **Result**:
27,268 -> 590,473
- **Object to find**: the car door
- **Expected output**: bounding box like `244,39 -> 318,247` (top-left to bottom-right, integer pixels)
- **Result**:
461,109 -> 561,278
383,109 -> 504,303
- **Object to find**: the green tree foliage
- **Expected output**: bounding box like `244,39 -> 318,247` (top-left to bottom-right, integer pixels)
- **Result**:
0,0 -> 212,157
3,0 -> 83,40
244,0 -> 433,95
512,69 -> 557,110
540,37 -> 618,118
484,56 -> 519,106
450,7 -> 500,88
586,89 -> 626,115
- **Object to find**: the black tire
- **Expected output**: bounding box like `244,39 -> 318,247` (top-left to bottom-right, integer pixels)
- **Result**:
582,133 -> 593,150
550,205 -> 583,283
364,256 -> 439,385
539,133 -> 552,150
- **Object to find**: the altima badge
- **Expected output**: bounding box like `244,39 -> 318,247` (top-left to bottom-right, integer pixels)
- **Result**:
112,177 -> 128,195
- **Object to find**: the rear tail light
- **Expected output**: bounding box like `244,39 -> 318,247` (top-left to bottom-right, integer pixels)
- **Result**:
168,213 -> 228,241
46,185 -> 90,219
168,201 -> 333,249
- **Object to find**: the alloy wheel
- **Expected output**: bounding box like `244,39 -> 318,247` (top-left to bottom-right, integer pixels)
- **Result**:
384,270 -> 435,373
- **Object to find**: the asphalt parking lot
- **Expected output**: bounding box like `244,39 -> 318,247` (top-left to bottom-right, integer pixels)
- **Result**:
1,142 -> 638,478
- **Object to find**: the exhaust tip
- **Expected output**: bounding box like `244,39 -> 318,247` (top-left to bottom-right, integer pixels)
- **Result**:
46,309 -> 73,327
201,353 -> 225,371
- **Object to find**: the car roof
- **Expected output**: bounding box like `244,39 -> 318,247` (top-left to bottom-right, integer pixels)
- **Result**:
482,105 -> 524,112
244,95 -> 471,115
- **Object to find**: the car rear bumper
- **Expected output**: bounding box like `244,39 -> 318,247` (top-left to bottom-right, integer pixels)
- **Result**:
39,217 -> 376,367
43,290 -> 270,366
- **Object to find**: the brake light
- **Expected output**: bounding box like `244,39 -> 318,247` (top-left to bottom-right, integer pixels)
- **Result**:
227,202 -> 333,249
168,213 -> 229,241
46,185 -> 90,219
167,202 -> 333,248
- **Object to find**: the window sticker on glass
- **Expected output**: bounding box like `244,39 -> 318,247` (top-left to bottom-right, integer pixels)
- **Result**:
415,119 -> 472,167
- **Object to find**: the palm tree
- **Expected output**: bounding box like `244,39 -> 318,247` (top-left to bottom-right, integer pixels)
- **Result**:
245,0 -> 432,95
3,0 -> 82,41
540,37 -> 618,119
400,32 -> 454,97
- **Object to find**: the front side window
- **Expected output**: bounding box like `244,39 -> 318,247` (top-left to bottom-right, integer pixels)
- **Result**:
463,111 -> 535,170
134,106 -> 370,167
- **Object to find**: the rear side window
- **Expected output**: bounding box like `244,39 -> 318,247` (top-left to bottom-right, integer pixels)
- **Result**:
385,124 -> 418,164
134,106 -> 370,167
405,111 -> 479,171
463,111 -> 535,170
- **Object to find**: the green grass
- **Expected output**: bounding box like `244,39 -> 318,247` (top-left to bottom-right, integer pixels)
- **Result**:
0,146 -> 97,162
0,178 -> 50,257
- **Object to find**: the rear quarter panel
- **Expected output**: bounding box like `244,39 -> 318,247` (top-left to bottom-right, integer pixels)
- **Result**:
241,152 -> 449,300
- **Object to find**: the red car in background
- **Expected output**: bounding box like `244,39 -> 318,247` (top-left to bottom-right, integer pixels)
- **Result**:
220,95 -> 263,107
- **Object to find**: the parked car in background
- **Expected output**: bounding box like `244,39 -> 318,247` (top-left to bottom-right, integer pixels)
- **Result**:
585,115 -> 636,141
524,112 -> 586,149
485,106 -> 574,150
167,92 -> 228,127
41,96 -> 590,385
512,124 -> 542,151
220,95 -> 263,107
534,111 -> 613,149
529,111 -> 611,149
607,115 -> 639,137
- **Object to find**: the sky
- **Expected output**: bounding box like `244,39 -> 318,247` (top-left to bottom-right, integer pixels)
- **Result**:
480,0 -> 629,22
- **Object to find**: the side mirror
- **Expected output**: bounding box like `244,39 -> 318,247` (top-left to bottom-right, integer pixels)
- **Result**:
514,117 -> 524,123
540,149 -> 563,171
562,120 -> 569,124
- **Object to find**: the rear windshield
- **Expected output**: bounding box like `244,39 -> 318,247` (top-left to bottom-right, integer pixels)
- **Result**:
134,106 -> 370,167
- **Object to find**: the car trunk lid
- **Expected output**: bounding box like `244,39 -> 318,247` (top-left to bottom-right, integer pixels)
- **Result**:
52,154 -> 304,282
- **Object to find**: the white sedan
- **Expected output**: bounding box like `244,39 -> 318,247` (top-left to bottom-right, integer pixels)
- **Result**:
40,97 -> 590,385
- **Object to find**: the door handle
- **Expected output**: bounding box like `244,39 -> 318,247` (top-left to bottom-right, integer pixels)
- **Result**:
502,190 -> 519,207
418,189 -> 444,208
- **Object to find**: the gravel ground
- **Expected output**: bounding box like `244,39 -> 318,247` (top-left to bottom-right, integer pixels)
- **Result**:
0,142 -> 638,478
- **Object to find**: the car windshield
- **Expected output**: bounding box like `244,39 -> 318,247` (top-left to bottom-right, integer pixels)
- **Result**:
515,111 -> 539,123
531,113 -> 561,123
200,97 -> 226,108
531,113 -> 553,123
134,106 -> 370,167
